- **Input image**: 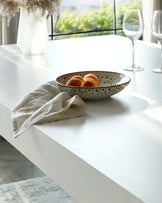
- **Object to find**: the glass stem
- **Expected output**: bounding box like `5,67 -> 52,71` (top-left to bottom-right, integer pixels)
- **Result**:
131,39 -> 135,69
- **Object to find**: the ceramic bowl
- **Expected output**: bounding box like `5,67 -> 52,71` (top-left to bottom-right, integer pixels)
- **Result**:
56,71 -> 131,100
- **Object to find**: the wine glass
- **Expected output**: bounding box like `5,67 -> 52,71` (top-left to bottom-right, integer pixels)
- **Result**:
123,9 -> 144,71
151,10 -> 162,73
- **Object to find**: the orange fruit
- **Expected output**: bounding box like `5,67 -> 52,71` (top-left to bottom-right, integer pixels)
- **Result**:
71,75 -> 83,82
66,78 -> 82,86
83,74 -> 99,86
81,78 -> 97,87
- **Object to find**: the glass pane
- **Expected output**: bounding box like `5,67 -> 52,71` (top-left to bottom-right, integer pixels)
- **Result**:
54,0 -> 114,38
52,0 -> 142,39
116,0 -> 142,31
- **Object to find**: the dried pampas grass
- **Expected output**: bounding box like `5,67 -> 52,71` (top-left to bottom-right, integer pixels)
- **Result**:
22,0 -> 60,16
22,0 -> 60,15
0,0 -> 60,21
0,0 -> 20,20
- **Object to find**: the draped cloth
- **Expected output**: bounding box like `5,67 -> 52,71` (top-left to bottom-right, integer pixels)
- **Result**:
0,13 -> 19,45
12,81 -> 86,138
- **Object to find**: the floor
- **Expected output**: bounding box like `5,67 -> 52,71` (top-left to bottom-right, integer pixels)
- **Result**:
0,136 -> 45,185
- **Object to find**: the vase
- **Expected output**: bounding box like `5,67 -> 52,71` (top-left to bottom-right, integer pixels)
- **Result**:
17,7 -> 48,55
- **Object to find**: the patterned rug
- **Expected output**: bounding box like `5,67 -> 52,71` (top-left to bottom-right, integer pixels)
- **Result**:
0,176 -> 77,203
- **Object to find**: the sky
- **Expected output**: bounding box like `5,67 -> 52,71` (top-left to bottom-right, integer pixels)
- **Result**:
61,0 -> 135,7
60,0 -> 136,12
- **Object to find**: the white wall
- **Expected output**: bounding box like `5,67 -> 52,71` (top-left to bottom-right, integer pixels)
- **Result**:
142,0 -> 154,42
142,0 -> 162,43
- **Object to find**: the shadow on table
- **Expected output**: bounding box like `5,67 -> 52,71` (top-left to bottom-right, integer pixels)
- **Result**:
39,94 -> 149,128
85,94 -> 149,118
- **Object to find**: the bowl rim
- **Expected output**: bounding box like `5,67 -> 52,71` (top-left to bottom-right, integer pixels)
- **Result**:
56,70 -> 131,89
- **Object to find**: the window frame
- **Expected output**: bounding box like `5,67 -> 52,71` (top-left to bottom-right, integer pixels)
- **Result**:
49,0 -> 123,40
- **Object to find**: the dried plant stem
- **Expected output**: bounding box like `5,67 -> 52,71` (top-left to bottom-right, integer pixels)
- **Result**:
1,17 -> 6,45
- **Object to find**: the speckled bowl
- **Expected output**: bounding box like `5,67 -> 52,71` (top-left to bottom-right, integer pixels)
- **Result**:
56,71 -> 131,100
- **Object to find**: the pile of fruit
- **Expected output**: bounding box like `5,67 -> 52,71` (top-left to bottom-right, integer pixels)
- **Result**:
66,73 -> 99,87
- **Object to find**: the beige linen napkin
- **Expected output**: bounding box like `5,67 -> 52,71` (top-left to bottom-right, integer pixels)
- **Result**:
12,81 -> 86,138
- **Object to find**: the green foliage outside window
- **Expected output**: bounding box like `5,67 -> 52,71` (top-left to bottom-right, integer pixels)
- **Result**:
54,0 -> 142,38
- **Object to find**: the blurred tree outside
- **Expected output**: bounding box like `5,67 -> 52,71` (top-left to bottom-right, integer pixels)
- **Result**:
54,0 -> 142,39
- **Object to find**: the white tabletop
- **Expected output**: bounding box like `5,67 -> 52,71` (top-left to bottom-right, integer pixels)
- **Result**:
0,35 -> 162,203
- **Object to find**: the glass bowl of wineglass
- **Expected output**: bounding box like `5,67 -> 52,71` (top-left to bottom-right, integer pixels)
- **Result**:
151,10 -> 162,73
123,9 -> 144,71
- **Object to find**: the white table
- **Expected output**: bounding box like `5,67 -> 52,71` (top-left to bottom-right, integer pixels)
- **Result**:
0,35 -> 162,203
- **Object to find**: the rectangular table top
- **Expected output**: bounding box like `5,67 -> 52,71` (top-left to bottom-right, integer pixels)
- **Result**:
0,35 -> 162,203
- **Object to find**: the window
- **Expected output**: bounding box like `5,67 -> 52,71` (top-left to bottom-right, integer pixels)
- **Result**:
49,0 -> 142,40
